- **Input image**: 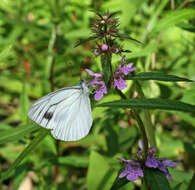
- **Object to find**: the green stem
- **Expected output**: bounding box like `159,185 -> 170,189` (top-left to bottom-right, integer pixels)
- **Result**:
134,80 -> 156,147
117,90 -> 148,158
47,25 -> 57,91
132,110 -> 148,158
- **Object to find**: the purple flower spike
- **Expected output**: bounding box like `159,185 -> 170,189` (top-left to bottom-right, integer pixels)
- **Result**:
113,56 -> 136,90
101,44 -> 108,51
118,159 -> 144,181
85,69 -> 107,101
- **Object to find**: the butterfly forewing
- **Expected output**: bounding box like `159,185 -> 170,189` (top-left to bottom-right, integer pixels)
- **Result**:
28,82 -> 92,141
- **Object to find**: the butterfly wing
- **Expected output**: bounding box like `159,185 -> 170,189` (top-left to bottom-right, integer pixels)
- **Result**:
51,92 -> 92,141
28,85 -> 92,141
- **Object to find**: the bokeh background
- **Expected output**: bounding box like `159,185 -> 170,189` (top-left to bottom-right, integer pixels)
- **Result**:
0,0 -> 195,189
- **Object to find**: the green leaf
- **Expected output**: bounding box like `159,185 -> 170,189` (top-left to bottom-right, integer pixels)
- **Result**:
87,151 -> 117,190
0,123 -> 39,144
177,22 -> 195,33
116,33 -> 142,44
110,173 -> 129,190
20,82 -> 29,124
57,156 -> 89,168
127,42 -> 157,59
144,168 -> 171,190
13,163 -> 31,190
127,72 -> 193,82
153,9 -> 195,32
172,183 -> 183,190
0,128 -> 49,182
187,173 -> 195,190
74,36 -> 97,47
97,98 -> 195,113
0,45 -> 12,62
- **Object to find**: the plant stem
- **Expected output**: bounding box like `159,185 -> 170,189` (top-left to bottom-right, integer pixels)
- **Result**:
117,90 -> 148,159
47,25 -> 57,91
132,110 -> 148,158
134,80 -> 156,147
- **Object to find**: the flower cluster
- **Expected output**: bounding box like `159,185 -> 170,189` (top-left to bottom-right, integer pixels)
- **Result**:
86,55 -> 136,101
82,11 -> 137,101
114,56 -> 136,90
91,11 -> 119,39
118,144 -> 178,182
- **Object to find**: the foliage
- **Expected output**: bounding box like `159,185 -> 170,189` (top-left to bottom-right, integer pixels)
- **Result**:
0,0 -> 195,189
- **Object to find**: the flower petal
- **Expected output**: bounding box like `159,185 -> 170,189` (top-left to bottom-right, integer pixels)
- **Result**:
145,155 -> 158,168
114,77 -> 127,90
162,159 -> 178,167
94,89 -> 103,101
94,49 -> 100,56
127,173 -> 138,181
118,158 -> 132,164
119,170 -> 128,178
85,69 -> 102,78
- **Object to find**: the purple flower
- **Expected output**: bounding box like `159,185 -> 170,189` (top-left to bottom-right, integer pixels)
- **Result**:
113,56 -> 136,90
85,69 -> 107,101
125,140 -> 179,182
144,147 -> 178,181
145,147 -> 158,168
118,158 -> 144,181
94,49 -> 100,56
113,73 -> 127,90
157,159 -> 179,181
93,81 -> 107,101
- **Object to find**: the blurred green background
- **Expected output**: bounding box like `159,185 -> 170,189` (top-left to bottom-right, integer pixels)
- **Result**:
0,0 -> 195,189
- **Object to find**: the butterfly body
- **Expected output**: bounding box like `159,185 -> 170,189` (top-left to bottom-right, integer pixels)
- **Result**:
28,80 -> 92,141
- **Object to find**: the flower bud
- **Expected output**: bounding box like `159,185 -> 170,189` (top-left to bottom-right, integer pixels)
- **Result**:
101,44 -> 108,51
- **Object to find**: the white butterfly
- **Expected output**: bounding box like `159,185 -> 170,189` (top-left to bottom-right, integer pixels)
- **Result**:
28,79 -> 93,141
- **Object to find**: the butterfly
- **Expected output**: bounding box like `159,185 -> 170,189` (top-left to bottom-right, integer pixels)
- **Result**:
28,79 -> 93,141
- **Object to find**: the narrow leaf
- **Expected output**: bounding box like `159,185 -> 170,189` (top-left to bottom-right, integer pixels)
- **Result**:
110,172 -> 129,190
116,33 -> 142,44
177,23 -> 195,33
74,36 -> 97,47
126,72 -> 193,82
144,168 -> 171,190
187,173 -> 195,190
57,156 -> 89,168
0,128 -> 49,182
97,98 -> 195,113
87,151 -> 117,190
0,124 -> 39,144
154,9 -> 195,32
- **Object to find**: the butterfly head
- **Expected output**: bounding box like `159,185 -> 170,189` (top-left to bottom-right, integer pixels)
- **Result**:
80,78 -> 90,94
